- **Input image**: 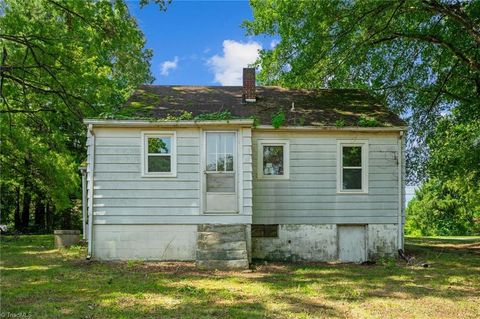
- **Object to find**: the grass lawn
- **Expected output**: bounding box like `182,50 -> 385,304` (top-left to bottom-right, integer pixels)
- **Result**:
1,235 -> 479,319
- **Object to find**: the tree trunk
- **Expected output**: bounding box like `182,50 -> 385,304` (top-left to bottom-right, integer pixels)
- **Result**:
46,202 -> 55,232
62,210 -> 71,229
21,155 -> 32,231
34,199 -> 46,232
21,185 -> 31,231
14,187 -> 21,231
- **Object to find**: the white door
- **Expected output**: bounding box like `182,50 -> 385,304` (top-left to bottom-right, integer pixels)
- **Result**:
203,131 -> 237,213
338,225 -> 367,262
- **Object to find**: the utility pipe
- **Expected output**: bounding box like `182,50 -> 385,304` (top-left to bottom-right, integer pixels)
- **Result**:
397,131 -> 404,250
79,166 -> 87,240
86,124 -> 95,259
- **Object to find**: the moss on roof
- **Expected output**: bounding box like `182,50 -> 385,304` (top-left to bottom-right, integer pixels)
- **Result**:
114,85 -> 405,127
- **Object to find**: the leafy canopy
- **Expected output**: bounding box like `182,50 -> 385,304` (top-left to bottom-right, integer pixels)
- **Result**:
245,0 -> 480,182
0,0 -> 159,219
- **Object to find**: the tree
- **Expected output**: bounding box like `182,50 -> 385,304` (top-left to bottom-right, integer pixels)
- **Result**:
0,0 -> 163,231
244,0 -> 480,182
405,177 -> 480,236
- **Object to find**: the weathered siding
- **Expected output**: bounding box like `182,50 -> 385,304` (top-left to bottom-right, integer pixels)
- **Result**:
91,127 -> 252,226
93,127 -> 200,224
252,131 -> 402,224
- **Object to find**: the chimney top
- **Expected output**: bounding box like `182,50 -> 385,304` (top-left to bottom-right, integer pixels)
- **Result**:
243,68 -> 256,102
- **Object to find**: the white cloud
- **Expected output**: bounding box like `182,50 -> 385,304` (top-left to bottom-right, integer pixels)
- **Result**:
160,56 -> 179,76
207,40 -> 262,86
270,39 -> 280,49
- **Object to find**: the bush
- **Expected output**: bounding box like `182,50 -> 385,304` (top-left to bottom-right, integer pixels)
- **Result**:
405,178 -> 480,236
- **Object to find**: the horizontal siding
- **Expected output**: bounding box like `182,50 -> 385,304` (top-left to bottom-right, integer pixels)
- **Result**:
94,214 -> 252,225
252,131 -> 401,224
253,216 -> 397,224
93,127 -> 201,218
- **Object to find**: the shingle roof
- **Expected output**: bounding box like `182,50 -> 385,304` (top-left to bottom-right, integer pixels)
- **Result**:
120,85 -> 405,127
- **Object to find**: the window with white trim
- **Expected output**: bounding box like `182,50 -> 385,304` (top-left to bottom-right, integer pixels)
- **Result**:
337,140 -> 368,193
142,132 -> 176,177
258,140 -> 289,179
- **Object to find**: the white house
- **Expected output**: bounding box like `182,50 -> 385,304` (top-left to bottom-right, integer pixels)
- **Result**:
82,68 -> 406,269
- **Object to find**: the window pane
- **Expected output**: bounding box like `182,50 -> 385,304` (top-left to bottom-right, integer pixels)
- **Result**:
217,154 -> 225,171
148,137 -> 171,154
206,134 -> 217,154
217,133 -> 225,154
207,173 -> 235,192
225,154 -> 234,171
343,168 -> 362,190
343,146 -> 361,167
263,145 -> 284,176
206,154 -> 217,171
148,156 -> 171,172
225,133 -> 235,153
206,132 -> 235,172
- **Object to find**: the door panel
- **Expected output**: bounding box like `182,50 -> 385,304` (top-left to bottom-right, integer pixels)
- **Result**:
338,225 -> 366,262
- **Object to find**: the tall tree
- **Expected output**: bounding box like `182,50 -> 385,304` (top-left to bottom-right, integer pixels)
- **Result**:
244,0 -> 480,182
0,0 -> 163,231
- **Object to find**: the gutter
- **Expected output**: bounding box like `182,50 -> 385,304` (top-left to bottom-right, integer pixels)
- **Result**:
86,124 -> 95,259
255,125 -> 407,132
397,131 -> 404,250
83,119 -> 254,127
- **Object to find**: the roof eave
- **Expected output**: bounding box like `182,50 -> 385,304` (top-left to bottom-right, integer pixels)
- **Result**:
255,125 -> 407,132
83,119 -> 254,127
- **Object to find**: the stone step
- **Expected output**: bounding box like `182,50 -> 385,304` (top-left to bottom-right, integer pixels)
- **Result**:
198,224 -> 245,233
196,259 -> 249,270
197,231 -> 245,243
197,239 -> 246,251
197,249 -> 247,261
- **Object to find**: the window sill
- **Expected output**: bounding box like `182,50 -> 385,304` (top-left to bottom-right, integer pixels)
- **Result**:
336,190 -> 369,195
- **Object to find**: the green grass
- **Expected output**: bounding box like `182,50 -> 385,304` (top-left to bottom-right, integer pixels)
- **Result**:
1,235 -> 479,318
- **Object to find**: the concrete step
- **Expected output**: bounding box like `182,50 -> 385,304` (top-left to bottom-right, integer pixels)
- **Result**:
196,259 -> 249,270
197,239 -> 246,251
197,231 -> 245,243
198,224 -> 245,233
197,249 -> 248,261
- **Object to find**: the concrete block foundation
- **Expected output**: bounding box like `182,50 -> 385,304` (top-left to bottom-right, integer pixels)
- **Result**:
252,224 -> 398,262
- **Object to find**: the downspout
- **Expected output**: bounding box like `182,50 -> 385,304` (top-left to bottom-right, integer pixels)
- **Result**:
79,166 -> 87,240
397,131 -> 404,250
86,124 -> 95,259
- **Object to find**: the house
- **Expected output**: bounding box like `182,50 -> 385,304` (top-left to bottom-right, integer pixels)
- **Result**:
82,68 -> 406,269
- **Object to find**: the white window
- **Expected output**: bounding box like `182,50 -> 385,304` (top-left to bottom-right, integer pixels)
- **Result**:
337,140 -> 368,193
258,140 -> 289,179
142,131 -> 176,177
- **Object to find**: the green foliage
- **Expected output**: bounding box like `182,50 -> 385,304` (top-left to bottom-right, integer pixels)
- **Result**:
406,178 -> 480,236
271,109 -> 286,128
194,111 -> 233,121
164,111 -> 194,121
406,116 -> 480,236
357,116 -> 379,127
251,115 -> 261,128
335,119 -> 345,127
0,0 -> 162,231
245,0 -> 480,182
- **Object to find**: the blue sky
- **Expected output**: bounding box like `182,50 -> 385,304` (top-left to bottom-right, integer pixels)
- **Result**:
127,0 -> 276,86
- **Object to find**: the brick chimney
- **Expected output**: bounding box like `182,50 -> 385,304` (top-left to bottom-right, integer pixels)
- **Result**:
243,68 -> 256,102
